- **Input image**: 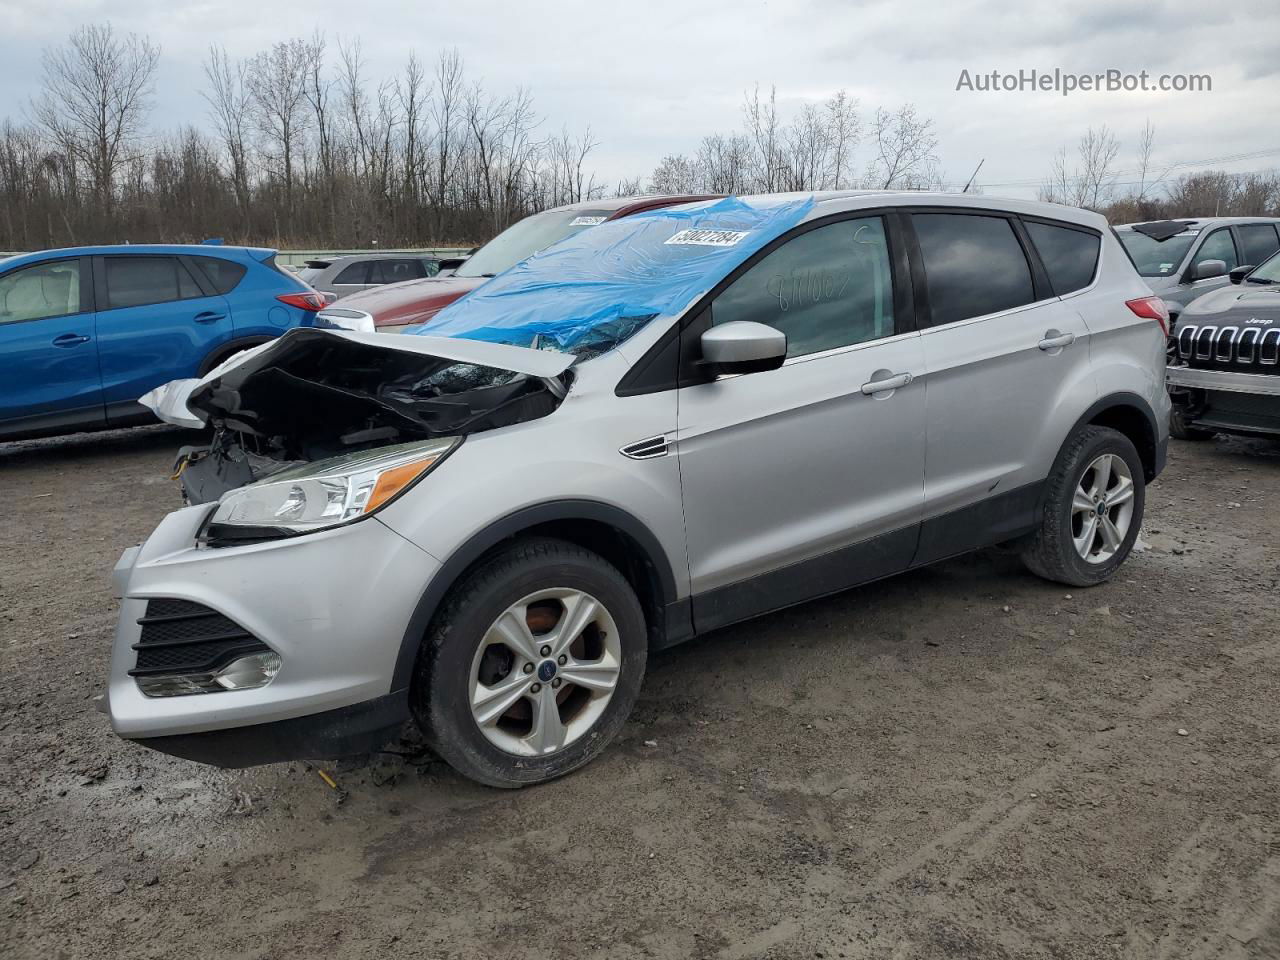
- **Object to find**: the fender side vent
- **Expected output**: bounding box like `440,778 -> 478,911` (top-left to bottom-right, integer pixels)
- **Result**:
620,435 -> 669,460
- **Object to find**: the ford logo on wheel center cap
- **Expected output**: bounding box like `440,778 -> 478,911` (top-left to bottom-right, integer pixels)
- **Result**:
537,660 -> 557,683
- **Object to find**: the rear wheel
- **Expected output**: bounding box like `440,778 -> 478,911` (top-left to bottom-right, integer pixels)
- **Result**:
1021,426 -> 1146,587
411,538 -> 647,788
1169,406 -> 1215,442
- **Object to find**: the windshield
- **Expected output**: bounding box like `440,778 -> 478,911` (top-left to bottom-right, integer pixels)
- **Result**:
454,209 -> 613,279
1118,230 -> 1196,277
1246,249 -> 1280,284
414,195 -> 816,356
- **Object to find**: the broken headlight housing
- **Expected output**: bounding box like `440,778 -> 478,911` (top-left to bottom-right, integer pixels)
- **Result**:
205,437 -> 459,544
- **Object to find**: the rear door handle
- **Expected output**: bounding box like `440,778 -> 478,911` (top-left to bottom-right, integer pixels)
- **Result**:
52,333 -> 90,347
1038,331 -> 1076,351
860,371 -> 913,396
193,311 -> 225,323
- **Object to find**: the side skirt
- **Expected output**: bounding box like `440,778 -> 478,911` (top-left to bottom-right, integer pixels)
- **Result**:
671,480 -> 1046,646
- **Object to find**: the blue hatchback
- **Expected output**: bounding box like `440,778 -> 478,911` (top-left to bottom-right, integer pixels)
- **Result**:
0,245 -> 325,441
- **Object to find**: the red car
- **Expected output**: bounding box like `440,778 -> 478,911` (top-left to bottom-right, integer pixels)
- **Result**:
326,195 -> 716,331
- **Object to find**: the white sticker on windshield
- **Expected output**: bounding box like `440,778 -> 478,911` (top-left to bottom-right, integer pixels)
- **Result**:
570,216 -> 607,226
1159,263 -> 1174,272
665,229 -> 750,247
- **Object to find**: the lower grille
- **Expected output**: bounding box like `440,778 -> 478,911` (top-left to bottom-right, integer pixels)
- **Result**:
130,599 -> 271,677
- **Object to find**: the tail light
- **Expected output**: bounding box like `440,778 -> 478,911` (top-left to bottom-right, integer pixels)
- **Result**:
1126,296 -> 1170,336
276,292 -> 327,312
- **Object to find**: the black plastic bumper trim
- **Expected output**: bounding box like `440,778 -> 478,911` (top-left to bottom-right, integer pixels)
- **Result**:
125,690 -> 411,768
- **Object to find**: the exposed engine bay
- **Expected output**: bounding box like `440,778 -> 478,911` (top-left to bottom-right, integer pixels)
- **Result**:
162,328 -> 573,505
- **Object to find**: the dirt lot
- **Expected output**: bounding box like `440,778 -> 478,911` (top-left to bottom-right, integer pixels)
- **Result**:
1,425 -> 1278,960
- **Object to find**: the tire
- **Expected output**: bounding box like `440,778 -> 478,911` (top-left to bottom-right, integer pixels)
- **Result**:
1021,426 -> 1146,587
1169,407 -> 1214,442
411,537 -> 647,788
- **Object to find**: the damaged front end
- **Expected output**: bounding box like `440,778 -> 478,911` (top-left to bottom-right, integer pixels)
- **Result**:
152,328 -> 575,510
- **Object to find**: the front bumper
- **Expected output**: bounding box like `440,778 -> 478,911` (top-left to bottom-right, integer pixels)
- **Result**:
106,504 -> 440,764
1166,365 -> 1280,396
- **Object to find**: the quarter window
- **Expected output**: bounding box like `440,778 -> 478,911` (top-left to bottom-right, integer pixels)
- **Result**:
1190,229 -> 1238,275
0,260 -> 82,324
333,262 -> 369,285
192,256 -> 247,295
710,217 -> 896,359
1024,221 -> 1100,295
913,213 -> 1035,326
105,257 -> 204,310
1237,224 -> 1280,267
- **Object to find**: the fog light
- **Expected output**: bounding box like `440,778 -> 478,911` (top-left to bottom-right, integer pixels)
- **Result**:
136,652 -> 282,698
213,652 -> 282,690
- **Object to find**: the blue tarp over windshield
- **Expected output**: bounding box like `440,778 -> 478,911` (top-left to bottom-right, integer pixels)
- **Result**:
411,195 -> 815,352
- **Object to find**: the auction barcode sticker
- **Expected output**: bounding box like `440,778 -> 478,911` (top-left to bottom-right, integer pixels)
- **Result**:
665,229 -> 750,247
570,216 -> 607,226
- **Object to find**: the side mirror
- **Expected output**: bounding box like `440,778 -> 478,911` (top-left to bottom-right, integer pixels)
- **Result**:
699,321 -> 787,376
1229,265 -> 1254,285
1190,259 -> 1227,281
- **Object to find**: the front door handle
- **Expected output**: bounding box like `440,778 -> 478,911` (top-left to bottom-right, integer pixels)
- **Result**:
860,371 -> 913,396
193,311 -> 225,324
52,333 -> 90,347
1038,331 -> 1077,351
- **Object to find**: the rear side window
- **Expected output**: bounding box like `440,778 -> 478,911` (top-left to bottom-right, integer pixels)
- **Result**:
104,257 -> 203,310
369,258 -> 427,284
1238,224 -> 1280,267
191,256 -> 247,295
333,262 -> 369,284
710,216 -> 896,359
912,214 -> 1035,326
1024,221 -> 1100,295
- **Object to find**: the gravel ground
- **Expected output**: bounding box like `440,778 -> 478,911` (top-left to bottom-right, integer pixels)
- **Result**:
1,425 -> 1278,960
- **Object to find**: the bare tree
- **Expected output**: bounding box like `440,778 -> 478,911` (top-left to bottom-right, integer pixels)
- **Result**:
202,45 -> 253,231
1040,125 -> 1121,209
865,104 -> 937,189
33,24 -> 159,211
823,89 -> 859,189
742,84 -> 783,192
245,39 -> 311,213
650,154 -> 700,194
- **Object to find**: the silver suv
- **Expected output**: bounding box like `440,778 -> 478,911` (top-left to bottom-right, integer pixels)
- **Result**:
106,193 -> 1170,787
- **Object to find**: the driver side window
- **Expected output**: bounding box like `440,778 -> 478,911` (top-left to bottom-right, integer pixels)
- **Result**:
1191,229 -> 1238,276
0,260 -> 83,325
710,217 -> 896,359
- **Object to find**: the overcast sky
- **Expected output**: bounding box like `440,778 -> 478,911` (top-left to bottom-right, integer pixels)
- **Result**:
2,0 -> 1277,199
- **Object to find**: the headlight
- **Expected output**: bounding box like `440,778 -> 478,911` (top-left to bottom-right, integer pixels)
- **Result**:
206,437 -> 459,543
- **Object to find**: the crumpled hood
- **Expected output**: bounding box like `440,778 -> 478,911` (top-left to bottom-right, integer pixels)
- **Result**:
140,327 -> 573,429
337,275 -> 487,327
1182,284 -> 1280,320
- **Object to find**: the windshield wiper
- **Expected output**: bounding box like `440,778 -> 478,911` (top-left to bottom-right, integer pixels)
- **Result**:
1245,275 -> 1275,285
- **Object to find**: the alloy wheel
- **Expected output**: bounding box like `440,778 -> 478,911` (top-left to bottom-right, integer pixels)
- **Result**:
1071,453 -> 1136,564
467,588 -> 622,757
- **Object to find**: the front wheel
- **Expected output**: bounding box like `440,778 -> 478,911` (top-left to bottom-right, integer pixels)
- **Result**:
1169,406 -> 1215,442
411,537 -> 647,788
1021,426 -> 1146,587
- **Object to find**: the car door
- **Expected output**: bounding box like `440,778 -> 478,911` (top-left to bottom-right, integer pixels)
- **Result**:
674,213 -> 927,631
93,254 -> 232,420
908,211 -> 1097,564
0,257 -> 102,435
